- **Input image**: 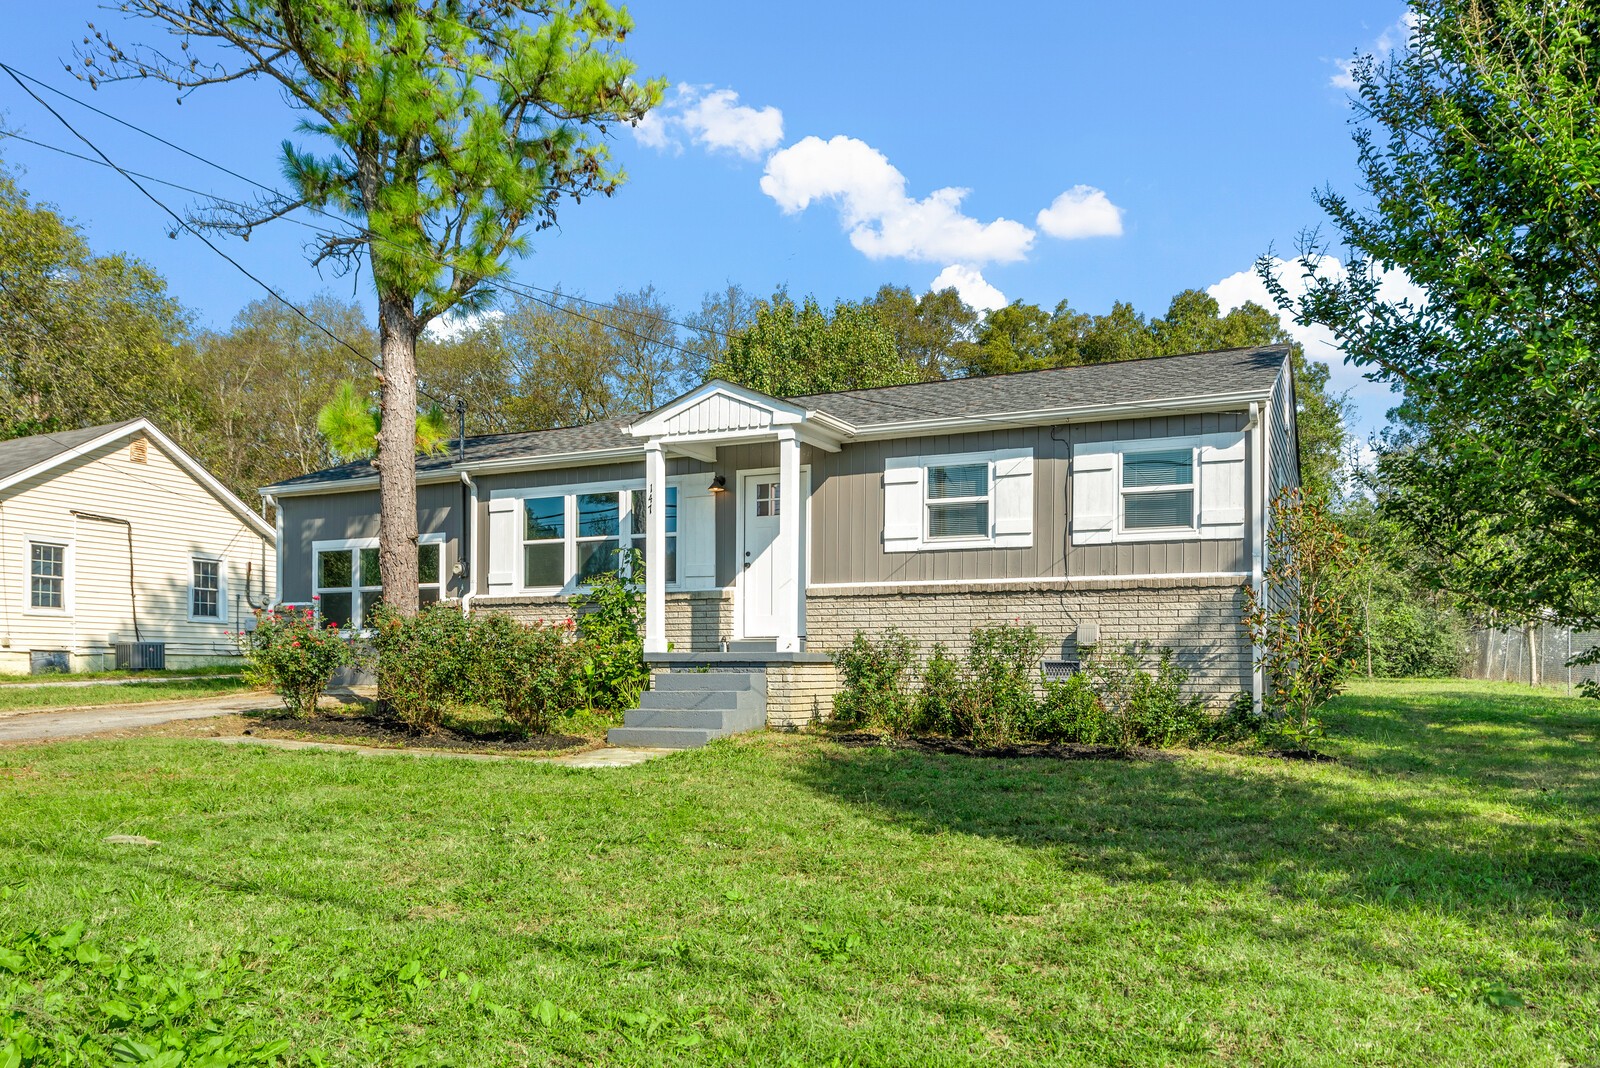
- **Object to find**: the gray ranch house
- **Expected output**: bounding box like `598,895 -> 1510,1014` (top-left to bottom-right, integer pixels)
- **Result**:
264,345 -> 1299,740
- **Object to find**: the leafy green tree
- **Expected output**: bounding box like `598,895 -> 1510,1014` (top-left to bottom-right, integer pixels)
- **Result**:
0,162 -> 194,438
712,293 -> 919,396
88,1 -> 661,614
863,284 -> 977,379
1271,0 -> 1600,625
682,283 -> 759,383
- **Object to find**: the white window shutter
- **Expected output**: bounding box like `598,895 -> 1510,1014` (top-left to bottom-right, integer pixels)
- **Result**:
883,459 -> 922,553
1199,432 -> 1247,539
677,481 -> 717,589
487,498 -> 518,593
992,450 -> 1034,548
1071,446 -> 1117,545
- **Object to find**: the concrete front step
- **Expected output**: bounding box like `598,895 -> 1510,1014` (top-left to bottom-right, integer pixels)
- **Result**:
607,667 -> 769,749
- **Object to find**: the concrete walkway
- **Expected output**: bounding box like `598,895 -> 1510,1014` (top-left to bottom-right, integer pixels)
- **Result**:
0,693 -> 280,743
211,735 -> 672,767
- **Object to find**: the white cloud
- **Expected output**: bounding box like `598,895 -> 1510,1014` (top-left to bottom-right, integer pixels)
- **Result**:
761,135 -> 1035,266
1331,11 -> 1419,89
1208,256 -> 1427,440
1035,185 -> 1124,240
424,308 -> 504,342
631,84 -> 783,161
930,265 -> 1007,314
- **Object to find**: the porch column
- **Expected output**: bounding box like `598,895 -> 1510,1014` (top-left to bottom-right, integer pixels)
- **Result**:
644,440 -> 668,654
777,427 -> 802,653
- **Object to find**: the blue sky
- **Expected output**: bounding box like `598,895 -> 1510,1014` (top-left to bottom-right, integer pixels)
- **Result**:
3,2 -> 1411,439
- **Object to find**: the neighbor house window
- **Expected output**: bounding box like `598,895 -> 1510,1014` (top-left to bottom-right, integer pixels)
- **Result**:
314,540 -> 442,629
191,558 -> 221,620
925,461 -> 990,540
628,487 -> 677,584
1120,447 -> 1196,531
29,543 -> 66,610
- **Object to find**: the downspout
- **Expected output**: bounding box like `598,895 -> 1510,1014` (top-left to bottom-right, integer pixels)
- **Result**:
1245,401 -> 1265,717
459,470 -> 478,616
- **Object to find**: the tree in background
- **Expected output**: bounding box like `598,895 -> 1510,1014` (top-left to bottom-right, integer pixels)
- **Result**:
0,163 -> 194,438
88,1 -> 660,615
711,293 -> 919,396
1273,0 -> 1600,627
862,285 -> 977,380
681,283 -> 759,382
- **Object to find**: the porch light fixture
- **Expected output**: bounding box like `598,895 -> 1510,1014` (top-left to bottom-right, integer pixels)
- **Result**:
708,473 -> 728,494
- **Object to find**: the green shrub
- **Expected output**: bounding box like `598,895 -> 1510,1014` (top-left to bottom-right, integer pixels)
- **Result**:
1030,671 -> 1110,744
1198,690 -> 1265,744
959,622 -> 1047,746
369,603 -> 482,732
236,603 -> 352,718
1080,643 -> 1207,750
474,614 -> 584,734
913,643 -> 961,735
570,560 -> 648,712
832,629 -> 918,732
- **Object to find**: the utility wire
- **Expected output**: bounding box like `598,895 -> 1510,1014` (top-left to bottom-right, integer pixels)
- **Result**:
8,64 -> 733,343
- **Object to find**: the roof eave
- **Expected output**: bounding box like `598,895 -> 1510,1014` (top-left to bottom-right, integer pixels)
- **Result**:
844,389 -> 1275,441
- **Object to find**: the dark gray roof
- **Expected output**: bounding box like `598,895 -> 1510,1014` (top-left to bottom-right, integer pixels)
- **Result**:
0,419 -> 143,483
792,345 -> 1288,425
268,346 -> 1288,492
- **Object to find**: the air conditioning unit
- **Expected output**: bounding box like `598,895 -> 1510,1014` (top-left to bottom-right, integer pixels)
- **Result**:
114,642 -> 166,671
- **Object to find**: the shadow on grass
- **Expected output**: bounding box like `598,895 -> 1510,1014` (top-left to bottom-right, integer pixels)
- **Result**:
794,687 -> 1600,921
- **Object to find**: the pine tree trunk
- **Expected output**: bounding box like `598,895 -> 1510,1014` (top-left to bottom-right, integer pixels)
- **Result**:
376,294 -> 420,617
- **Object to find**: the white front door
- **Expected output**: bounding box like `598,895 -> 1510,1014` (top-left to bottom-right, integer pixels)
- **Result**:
740,473 -> 783,637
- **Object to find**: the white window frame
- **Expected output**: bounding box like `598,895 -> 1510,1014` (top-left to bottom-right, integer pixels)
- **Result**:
311,534 -> 447,631
499,477 -> 683,595
1117,445 -> 1199,539
24,538 -> 72,616
885,448 -> 1031,553
627,484 -> 678,587
188,554 -> 226,623
922,457 -> 994,547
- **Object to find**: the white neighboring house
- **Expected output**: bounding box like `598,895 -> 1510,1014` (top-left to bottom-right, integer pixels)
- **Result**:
0,419 -> 275,673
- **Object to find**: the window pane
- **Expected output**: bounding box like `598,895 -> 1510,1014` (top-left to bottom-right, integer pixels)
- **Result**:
524,497 -> 564,540
319,592 -> 353,629
577,493 -> 619,538
192,561 -> 220,618
629,487 -> 678,535
30,578 -> 61,610
420,587 -> 441,606
317,549 -> 352,589
524,542 -> 564,587
928,463 -> 988,500
929,501 -> 989,539
666,486 -> 678,534
1122,448 -> 1193,488
664,537 -> 678,585
193,560 -> 220,590
418,543 -> 441,585
31,544 -> 64,579
359,547 -> 381,586
630,489 -> 646,536
755,481 -> 779,517
1124,489 -> 1194,529
359,589 -> 384,622
577,540 -> 617,582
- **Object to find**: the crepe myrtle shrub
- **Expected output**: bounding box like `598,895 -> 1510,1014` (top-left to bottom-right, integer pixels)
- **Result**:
473,613 -> 585,735
1242,488 -> 1365,741
913,643 -> 961,736
1029,671 -> 1111,745
234,602 -> 352,719
956,621 -> 1049,747
368,602 -> 483,732
569,552 -> 649,712
1074,642 -> 1208,751
832,628 -> 919,732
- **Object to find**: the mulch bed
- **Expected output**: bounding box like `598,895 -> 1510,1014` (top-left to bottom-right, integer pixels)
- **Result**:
827,732 -> 1180,762
1259,748 -> 1338,763
241,712 -> 591,753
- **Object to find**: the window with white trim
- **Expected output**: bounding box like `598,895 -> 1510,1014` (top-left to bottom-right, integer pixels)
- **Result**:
190,558 -> 222,620
315,540 -> 443,629
628,487 -> 677,584
1120,447 -> 1196,532
29,543 -> 66,610
883,448 -> 1034,553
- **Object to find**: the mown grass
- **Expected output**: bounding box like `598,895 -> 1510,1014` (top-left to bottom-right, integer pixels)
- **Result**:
0,676 -> 254,713
0,678 -> 1596,1066
0,666 -> 242,685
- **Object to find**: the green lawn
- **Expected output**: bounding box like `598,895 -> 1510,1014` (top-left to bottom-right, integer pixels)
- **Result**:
1,679 -> 1596,1065
0,666 -> 243,685
0,676 -> 253,713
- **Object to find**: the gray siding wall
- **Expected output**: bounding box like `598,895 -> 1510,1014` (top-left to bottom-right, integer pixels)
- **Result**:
804,413 -> 1249,586
277,481 -> 465,603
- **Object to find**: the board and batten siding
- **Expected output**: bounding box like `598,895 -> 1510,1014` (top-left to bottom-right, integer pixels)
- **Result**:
277,481 -> 464,604
804,414 -> 1250,586
0,434 -> 274,671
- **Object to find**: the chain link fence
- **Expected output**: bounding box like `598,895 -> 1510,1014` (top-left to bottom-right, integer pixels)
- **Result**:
1463,623 -> 1600,692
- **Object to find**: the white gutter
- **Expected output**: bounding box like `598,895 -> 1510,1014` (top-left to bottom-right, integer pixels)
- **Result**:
459,470 -> 478,617
1245,400 -> 1266,717
265,471 -> 463,498
846,390 -> 1273,441
454,445 -> 644,476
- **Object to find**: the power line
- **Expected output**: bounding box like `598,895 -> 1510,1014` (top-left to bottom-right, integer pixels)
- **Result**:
6,64 -> 733,344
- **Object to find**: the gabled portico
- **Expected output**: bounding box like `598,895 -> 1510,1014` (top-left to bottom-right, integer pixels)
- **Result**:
628,380 -> 852,654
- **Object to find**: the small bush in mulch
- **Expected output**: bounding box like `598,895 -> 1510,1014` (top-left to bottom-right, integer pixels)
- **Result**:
828,732 -> 1180,762
241,710 -> 590,754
